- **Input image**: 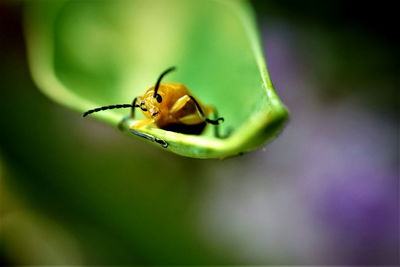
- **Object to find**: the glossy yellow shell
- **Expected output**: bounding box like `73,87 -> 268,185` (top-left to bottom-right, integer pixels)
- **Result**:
137,83 -> 211,128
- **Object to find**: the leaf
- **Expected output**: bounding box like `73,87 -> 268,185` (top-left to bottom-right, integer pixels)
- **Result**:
25,0 -> 288,159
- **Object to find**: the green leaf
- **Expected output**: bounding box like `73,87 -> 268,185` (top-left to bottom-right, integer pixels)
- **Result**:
25,0 -> 288,159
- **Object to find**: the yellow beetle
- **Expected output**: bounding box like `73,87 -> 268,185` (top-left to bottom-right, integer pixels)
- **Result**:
83,67 -> 224,147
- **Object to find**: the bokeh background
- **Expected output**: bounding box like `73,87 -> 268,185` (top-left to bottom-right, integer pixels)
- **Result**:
0,0 -> 398,265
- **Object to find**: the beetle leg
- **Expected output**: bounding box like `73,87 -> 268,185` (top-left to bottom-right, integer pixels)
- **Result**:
130,97 -> 139,118
171,95 -> 203,124
212,109 -> 221,138
130,118 -> 154,129
118,116 -> 130,131
170,95 -> 191,114
129,118 -> 168,148
130,130 -> 168,148
189,96 -> 224,125
178,114 -> 204,125
118,97 -> 139,130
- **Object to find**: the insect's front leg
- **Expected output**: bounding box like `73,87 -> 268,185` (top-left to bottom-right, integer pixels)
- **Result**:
130,118 -> 168,148
129,118 -> 154,129
130,130 -> 168,148
170,95 -> 192,114
118,97 -> 139,130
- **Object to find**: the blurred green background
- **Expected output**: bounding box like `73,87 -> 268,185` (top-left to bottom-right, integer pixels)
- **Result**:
0,0 -> 398,265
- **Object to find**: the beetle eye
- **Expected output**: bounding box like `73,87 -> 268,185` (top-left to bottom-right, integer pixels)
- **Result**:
155,94 -> 162,103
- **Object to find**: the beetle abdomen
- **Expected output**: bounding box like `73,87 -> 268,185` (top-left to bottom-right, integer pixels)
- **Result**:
162,122 -> 206,135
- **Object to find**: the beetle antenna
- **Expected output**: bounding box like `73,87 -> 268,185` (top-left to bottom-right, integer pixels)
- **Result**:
83,104 -> 135,117
154,66 -> 176,98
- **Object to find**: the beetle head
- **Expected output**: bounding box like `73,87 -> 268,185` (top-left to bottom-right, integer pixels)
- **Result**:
137,66 -> 176,121
137,90 -> 163,120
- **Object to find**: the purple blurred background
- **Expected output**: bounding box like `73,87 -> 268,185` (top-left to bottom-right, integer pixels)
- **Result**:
197,3 -> 398,263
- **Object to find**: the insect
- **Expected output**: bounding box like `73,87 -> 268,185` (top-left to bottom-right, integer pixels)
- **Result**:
83,67 -> 224,148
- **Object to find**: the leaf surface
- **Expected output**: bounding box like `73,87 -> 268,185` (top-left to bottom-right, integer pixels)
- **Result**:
25,0 -> 288,158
